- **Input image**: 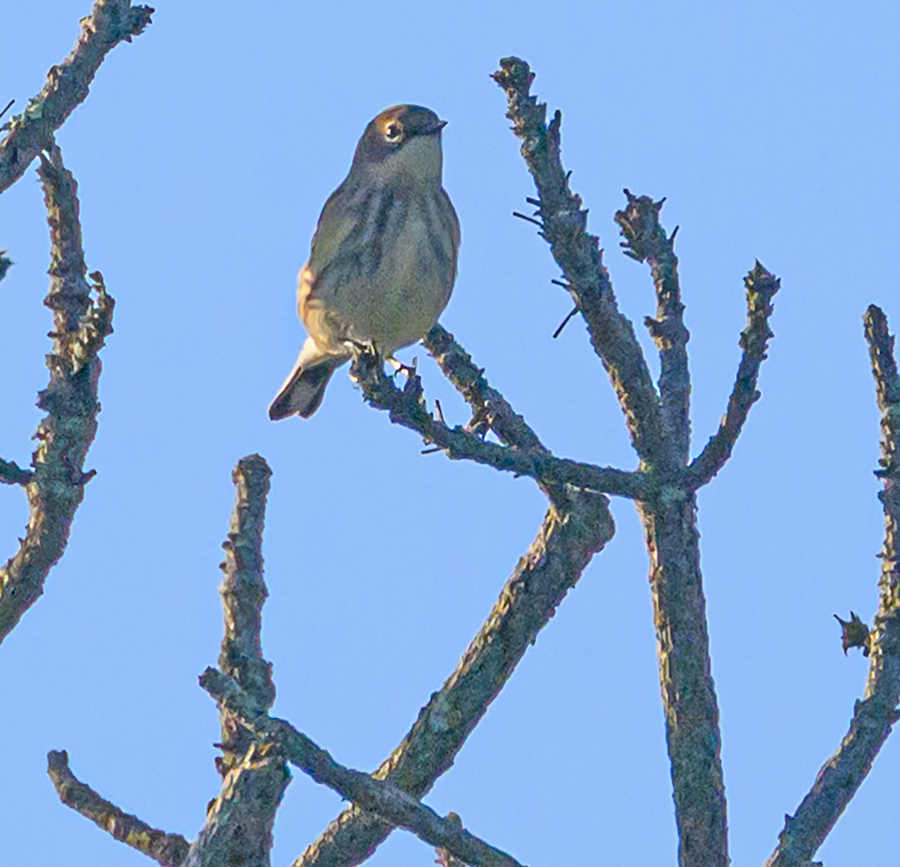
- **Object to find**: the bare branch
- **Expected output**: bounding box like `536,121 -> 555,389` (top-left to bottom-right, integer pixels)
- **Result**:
201,670 -> 528,867
764,305 -> 900,867
686,263 -> 779,489
637,491 -> 728,867
493,57 -> 736,866
424,324 -> 546,453
615,191 -> 691,465
184,743 -> 291,867
184,455 -> 290,867
294,486 -> 614,867
0,144 -> 114,644
47,750 -> 189,867
352,349 -> 648,500
0,0 -> 153,195
491,57 -> 664,468
217,454 -> 277,775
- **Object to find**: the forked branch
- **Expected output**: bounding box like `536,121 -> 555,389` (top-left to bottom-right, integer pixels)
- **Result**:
491,57 -> 783,867
491,56 -> 664,468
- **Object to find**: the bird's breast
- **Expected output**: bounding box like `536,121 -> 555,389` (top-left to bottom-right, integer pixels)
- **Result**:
304,188 -> 456,355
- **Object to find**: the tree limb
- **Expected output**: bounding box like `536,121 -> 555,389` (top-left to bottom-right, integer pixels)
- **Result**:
300,328 -> 614,866
491,57 -> 665,469
293,485 -> 613,867
0,144 -> 114,644
615,191 -> 691,466
352,349 -> 648,499
0,0 -> 153,194
47,749 -> 189,867
686,263 -> 779,489
636,491 -> 728,867
764,305 -> 900,867
184,455 -> 290,867
201,670 -> 528,867
494,57 -> 734,867
423,324 -> 547,454
216,454 -> 278,774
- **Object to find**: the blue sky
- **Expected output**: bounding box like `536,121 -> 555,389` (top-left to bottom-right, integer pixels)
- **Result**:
2,2 -> 899,864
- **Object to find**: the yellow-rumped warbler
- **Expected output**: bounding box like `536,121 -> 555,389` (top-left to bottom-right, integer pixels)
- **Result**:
269,105 -> 460,420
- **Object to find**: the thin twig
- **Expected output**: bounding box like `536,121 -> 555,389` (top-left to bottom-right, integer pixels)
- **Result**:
764,306 -> 900,867
686,263 -> 779,489
512,211 -> 543,228
0,144 -> 114,644
552,306 -> 579,339
47,750 -> 189,867
201,670 -> 529,867
0,1 -> 153,194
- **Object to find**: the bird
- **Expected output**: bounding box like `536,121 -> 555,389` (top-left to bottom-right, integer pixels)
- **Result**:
269,104 -> 460,420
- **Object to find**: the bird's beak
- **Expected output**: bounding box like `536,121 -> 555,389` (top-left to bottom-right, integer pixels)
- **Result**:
423,118 -> 447,136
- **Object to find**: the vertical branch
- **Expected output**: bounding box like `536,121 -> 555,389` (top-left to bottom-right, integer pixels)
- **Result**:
217,455 -> 278,775
184,455 -> 290,867
637,493 -> 727,867
765,306 -> 900,867
615,192 -> 691,466
866,306 -> 900,618
0,144 -> 114,643
615,194 -> 727,864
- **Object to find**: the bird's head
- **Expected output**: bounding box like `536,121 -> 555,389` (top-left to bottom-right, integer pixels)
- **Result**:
351,105 -> 447,186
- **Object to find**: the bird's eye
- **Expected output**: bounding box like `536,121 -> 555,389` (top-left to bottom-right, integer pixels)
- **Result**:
384,123 -> 403,143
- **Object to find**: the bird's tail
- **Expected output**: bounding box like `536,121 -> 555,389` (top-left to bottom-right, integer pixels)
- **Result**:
269,340 -> 347,420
